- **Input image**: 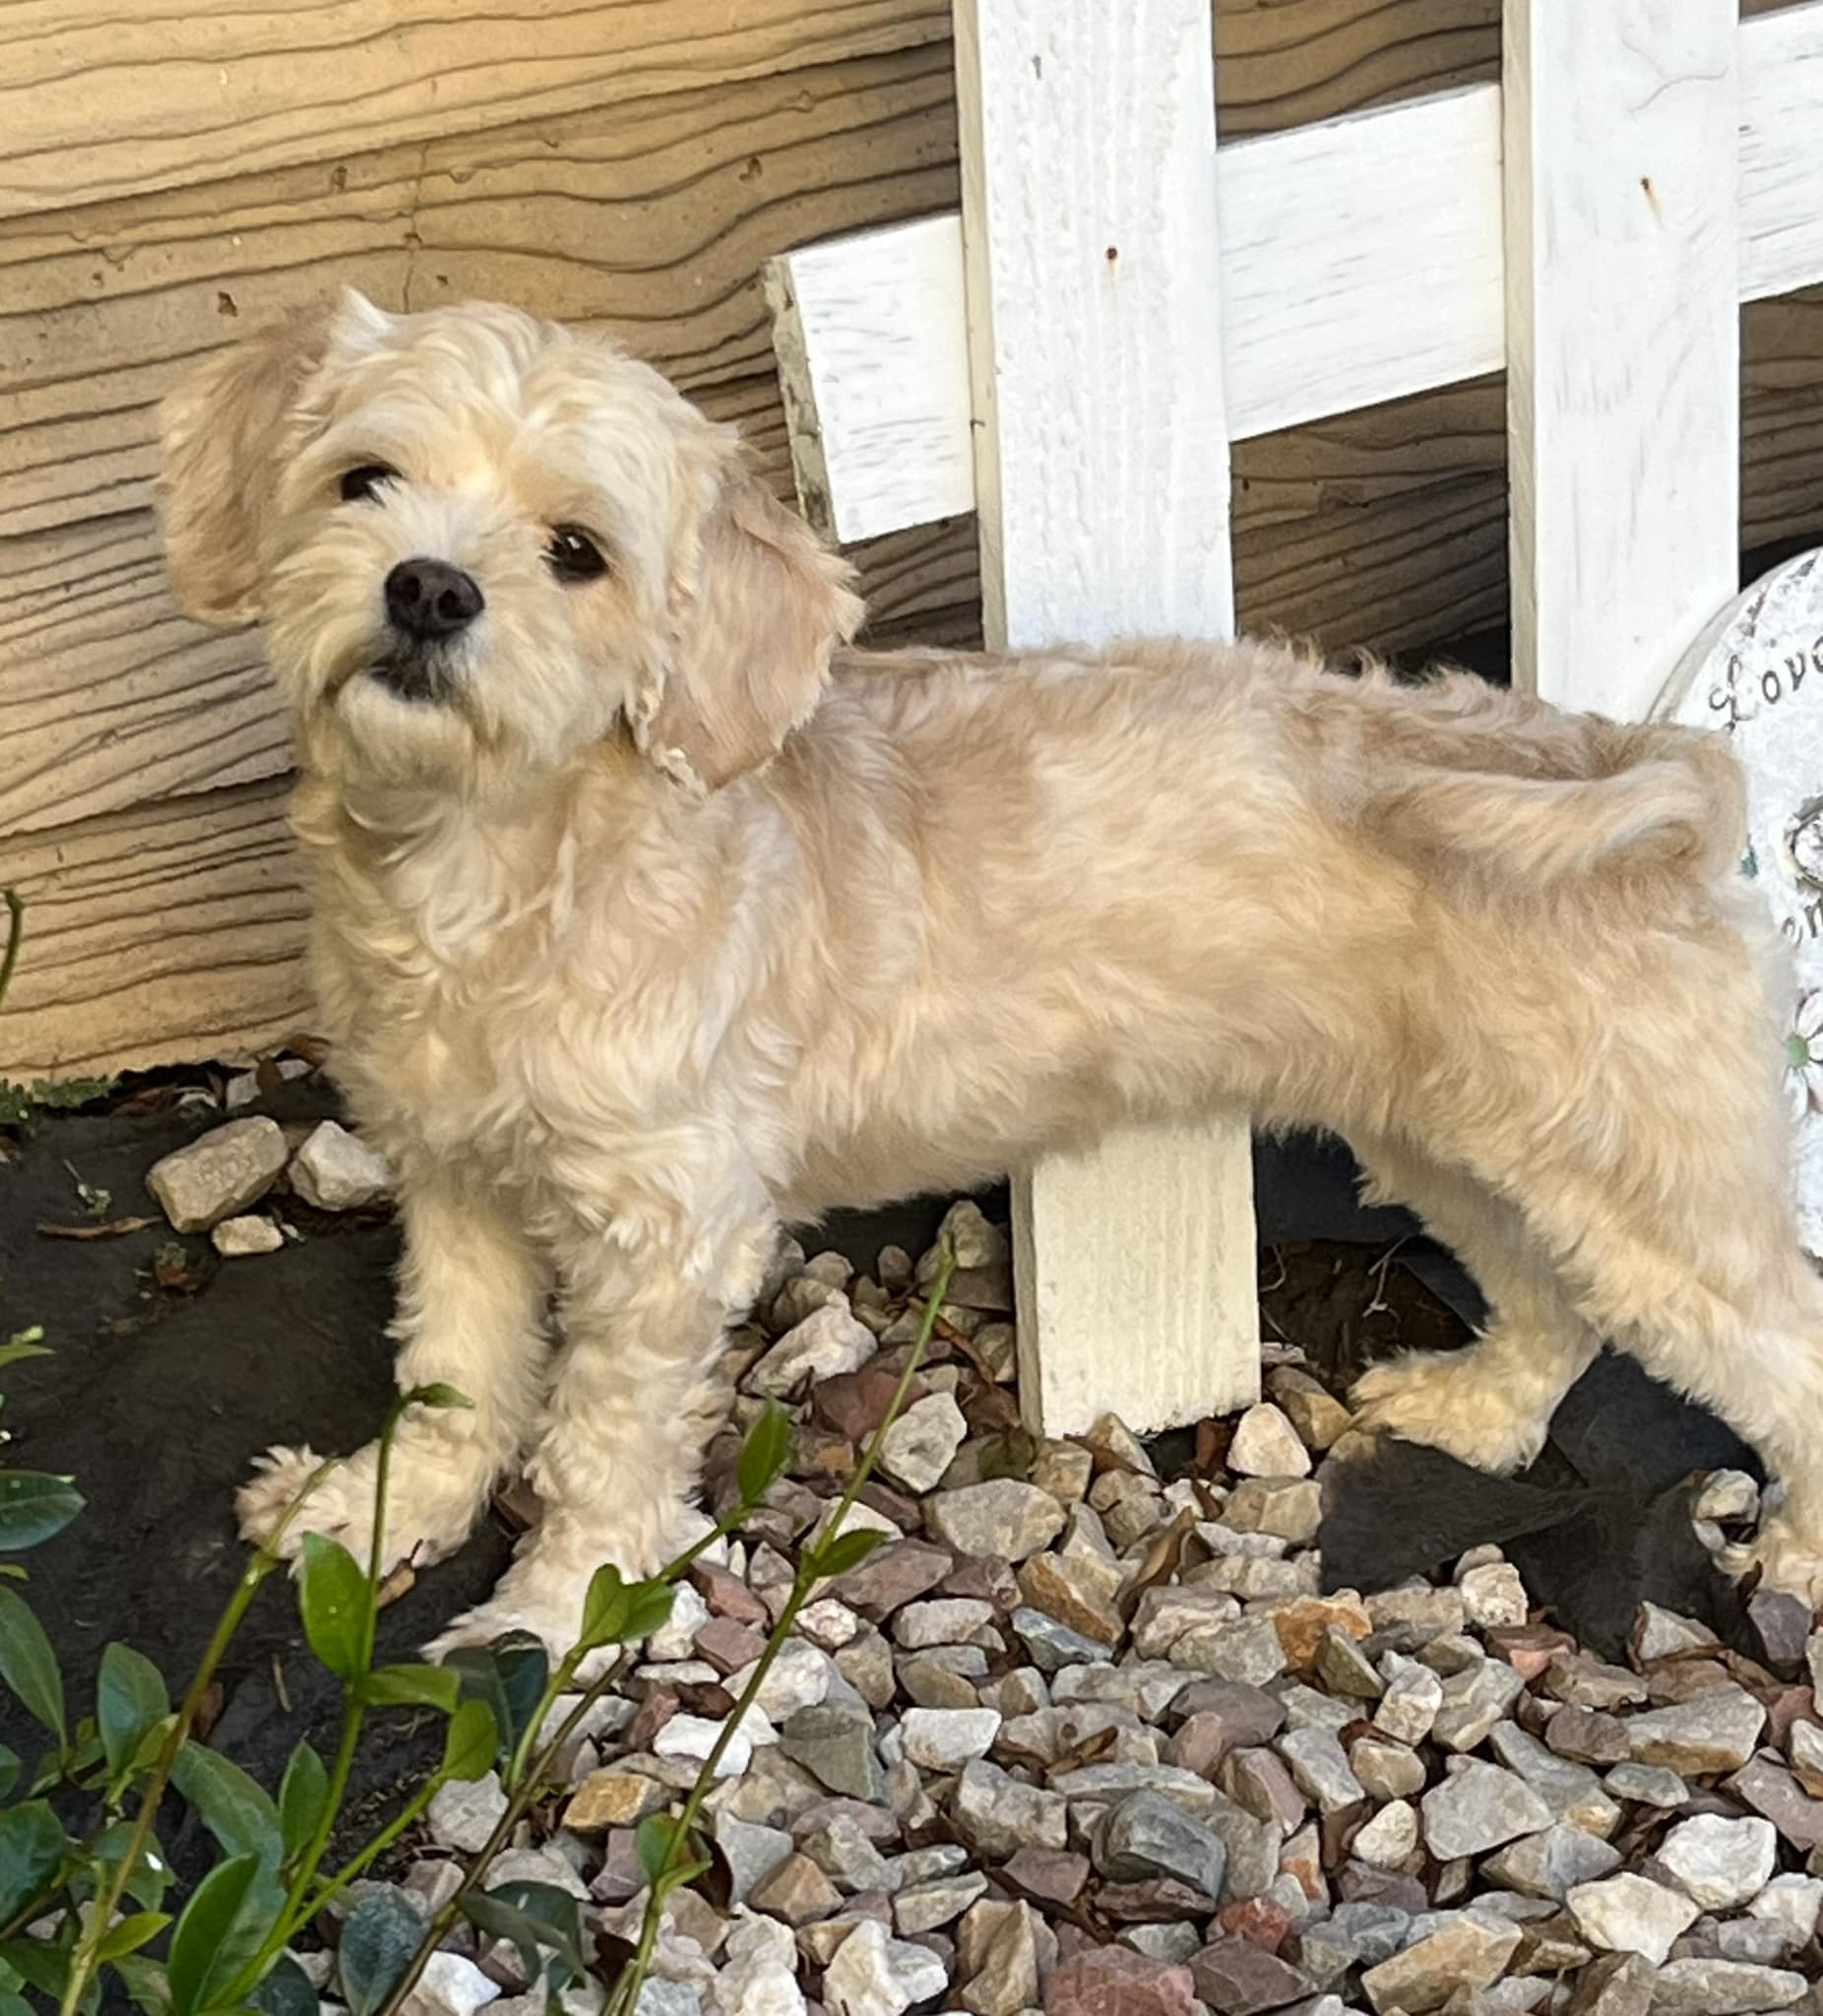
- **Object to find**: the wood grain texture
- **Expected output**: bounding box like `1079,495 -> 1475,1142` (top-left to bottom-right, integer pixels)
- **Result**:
0,0 -> 951,219
1504,0 -> 1739,716
956,0 -> 1258,1434
0,780 -> 310,1082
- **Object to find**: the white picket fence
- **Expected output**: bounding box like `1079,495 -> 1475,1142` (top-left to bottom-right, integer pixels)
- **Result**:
763,0 -> 1823,1440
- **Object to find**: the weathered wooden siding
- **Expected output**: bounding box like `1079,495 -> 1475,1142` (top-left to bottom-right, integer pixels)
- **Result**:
2,0 -> 1819,1077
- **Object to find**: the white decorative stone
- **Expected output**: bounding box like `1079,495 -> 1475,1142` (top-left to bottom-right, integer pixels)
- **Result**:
821,1918 -> 949,2016
1657,1813 -> 1778,1912
289,1119 -> 393,1211
748,1301 -> 877,1398
211,1214 -> 283,1256
1352,1798 -> 1419,1869
1226,1403 -> 1312,1480
427,1772 -> 508,1853
899,1708 -> 1002,1771
1567,1872 -> 1702,1965
1459,1562 -> 1529,1629
1660,546 -> 1823,1253
400,1952 -> 501,2016
878,1392 -> 969,1493
147,1116 -> 288,1231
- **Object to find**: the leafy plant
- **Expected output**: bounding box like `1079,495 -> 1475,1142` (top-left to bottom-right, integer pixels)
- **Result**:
0,1039 -> 953,2016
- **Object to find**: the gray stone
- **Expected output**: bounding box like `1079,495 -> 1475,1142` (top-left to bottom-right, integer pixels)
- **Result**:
1296,1902 -> 1411,1986
1459,1561 -> 1530,1630
878,1393 -> 969,1495
821,1918 -> 949,2016
1278,1728 -> 1367,1814
779,1705 -> 884,1802
926,1480 -> 1065,1562
1565,1873 -> 1701,1965
749,1301 -> 877,1398
1364,1585 -> 1467,1648
1359,1912 -> 1522,2015
1601,1763 -> 1688,1809
1481,1823 -> 1621,1901
1647,1959 -> 1807,2016
1011,1607 -> 1115,1673
427,1772 -> 507,1853
1489,1725 -> 1622,1838
1542,1654 -> 1648,1711
899,1707 -> 1000,1771
1751,1872 -> 1823,1946
952,1760 -> 1067,1857
1726,1753 -> 1823,1850
1432,1660 -> 1526,1752
1094,1791 -> 1228,1902
1224,1479 -> 1323,1544
1200,1794 -> 1280,1903
1352,1734 -> 1428,1803
1633,1605 -> 1715,1663
289,1119 -> 392,1210
1227,1404 -> 1311,1479
893,1871 -> 987,1935
1189,1934 -> 1315,2015
147,1116 -> 287,1230
1134,1588 -> 1242,1660
1561,1953 -> 1656,2016
211,1213 -> 283,1256
1421,1762 -> 1552,1860
1352,1798 -> 1418,1868
894,1599 -> 995,1651
403,1951 -> 501,2016
1168,1616 -> 1287,1687
1623,1685 -> 1765,1773
801,1813 -> 898,1895
711,1812 -> 793,1906
1314,1628 -> 1385,1700
1655,1812 -> 1777,1911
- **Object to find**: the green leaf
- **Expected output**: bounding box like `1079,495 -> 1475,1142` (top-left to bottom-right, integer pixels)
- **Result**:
0,1343 -> 50,1376
165,1856 -> 278,2016
401,1383 -> 472,1413
0,1991 -> 33,2016
277,1741 -> 329,1866
97,1642 -> 169,1779
0,1936 -> 69,2000
0,1746 -> 18,1800
0,1800 -> 65,1923
359,1663 -> 460,1713
0,1473 -> 83,1552
90,1819 -> 173,1909
446,1632 -> 547,1764
111,1955 -> 170,2016
246,1953 -> 316,2016
460,1885 -> 586,1988
0,1587 -> 64,1743
170,1742 -> 283,1878
297,1533 -> 370,1681
337,1887 -> 425,2016
440,1698 -> 497,1783
811,1526 -> 885,1578
621,1579 -> 676,1645
94,1914 -> 170,1964
736,1400 -> 792,1508
576,1564 -> 628,1649
634,1813 -> 709,1902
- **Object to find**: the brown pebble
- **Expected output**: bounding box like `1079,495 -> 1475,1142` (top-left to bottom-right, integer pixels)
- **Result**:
815,1368 -> 912,1444
1216,1895 -> 1292,1953
832,1539 -> 954,1619
1545,1705 -> 1631,1766
1043,1947 -> 1196,2016
1002,1846 -> 1091,1908
1096,1878 -> 1217,1922
694,1613 -> 769,1676
689,1560 -> 769,1627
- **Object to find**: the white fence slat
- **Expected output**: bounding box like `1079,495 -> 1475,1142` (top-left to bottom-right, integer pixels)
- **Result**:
765,2 -> 1823,549
955,0 -> 1259,1436
1505,0 -> 1740,720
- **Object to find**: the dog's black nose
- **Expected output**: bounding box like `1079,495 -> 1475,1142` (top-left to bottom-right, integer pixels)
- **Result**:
385,558 -> 484,641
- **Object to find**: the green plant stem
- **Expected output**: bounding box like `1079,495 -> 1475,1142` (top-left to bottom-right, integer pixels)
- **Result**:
604,1246 -> 956,2016
0,892 -> 22,1019
305,1771 -> 445,1919
56,1466 -> 335,2016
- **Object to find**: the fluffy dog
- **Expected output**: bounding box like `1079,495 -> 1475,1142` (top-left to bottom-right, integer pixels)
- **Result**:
157,291 -> 1823,1655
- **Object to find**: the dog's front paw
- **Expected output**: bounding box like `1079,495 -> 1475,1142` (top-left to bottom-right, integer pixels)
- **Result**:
235,1438 -> 490,1576
1749,1512 -> 1823,1607
423,1563 -> 601,1672
1351,1350 -> 1550,1477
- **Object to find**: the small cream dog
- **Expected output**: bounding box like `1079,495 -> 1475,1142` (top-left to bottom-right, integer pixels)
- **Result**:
157,292 -> 1823,1655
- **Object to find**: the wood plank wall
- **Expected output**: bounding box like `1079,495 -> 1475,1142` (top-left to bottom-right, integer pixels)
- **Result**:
3,0 -> 1819,1079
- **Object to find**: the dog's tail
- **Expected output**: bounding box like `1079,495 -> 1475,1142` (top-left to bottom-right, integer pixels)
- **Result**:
1361,728 -> 1746,889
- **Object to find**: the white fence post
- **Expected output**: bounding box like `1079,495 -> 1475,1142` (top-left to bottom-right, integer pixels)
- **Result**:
1505,0 -> 1740,717
952,0 -> 1260,1436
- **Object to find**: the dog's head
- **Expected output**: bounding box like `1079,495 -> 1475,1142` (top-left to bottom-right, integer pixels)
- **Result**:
157,291 -> 861,792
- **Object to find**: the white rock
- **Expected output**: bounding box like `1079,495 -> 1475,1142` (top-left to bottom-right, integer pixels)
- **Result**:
1751,1873 -> 1823,1947
401,1952 -> 500,2016
1657,1813 -> 1778,1912
797,1599 -> 862,1650
748,1301 -> 876,1398
899,1708 -> 1001,1771
1226,1403 -> 1312,1480
723,1638 -> 835,1722
648,1580 -> 712,1663
1352,1798 -> 1419,1868
147,1116 -> 288,1231
1373,1663 -> 1444,1744
289,1119 -> 393,1211
821,1918 -> 949,2016
1459,1562 -> 1529,1629
1567,1871 -> 1702,1964
427,1772 -> 507,1853
717,1913 -> 806,2016
878,1392 -> 969,1494
654,1713 -> 767,1778
212,1214 -> 284,1256
1694,1469 -> 1760,1523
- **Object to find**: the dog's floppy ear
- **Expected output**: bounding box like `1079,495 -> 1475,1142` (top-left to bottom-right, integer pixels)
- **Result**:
157,292 -> 375,628
641,450 -> 862,789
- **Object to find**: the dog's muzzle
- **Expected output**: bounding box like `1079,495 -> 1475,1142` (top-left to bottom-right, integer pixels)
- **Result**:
368,556 -> 483,703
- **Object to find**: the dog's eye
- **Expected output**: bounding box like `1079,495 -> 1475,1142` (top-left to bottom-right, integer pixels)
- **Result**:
545,525 -> 608,583
339,464 -> 398,504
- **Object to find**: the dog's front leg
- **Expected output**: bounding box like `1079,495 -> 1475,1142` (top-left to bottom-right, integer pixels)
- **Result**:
237,1178 -> 550,1573
424,1182 -> 774,1665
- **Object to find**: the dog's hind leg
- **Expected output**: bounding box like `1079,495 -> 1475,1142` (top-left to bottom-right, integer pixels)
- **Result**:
237,1179 -> 551,1573
1349,1138 -> 1600,1473
425,1169 -> 778,1665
